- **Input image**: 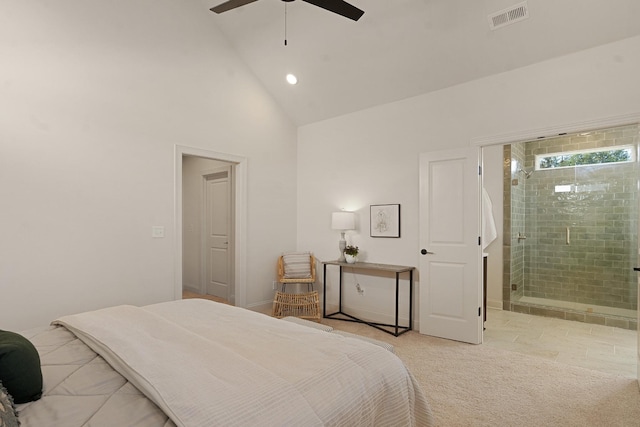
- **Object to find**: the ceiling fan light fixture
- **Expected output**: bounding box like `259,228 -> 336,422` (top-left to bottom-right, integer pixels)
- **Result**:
286,73 -> 298,85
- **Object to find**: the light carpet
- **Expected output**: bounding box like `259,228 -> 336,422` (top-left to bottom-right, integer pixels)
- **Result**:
322,319 -> 640,427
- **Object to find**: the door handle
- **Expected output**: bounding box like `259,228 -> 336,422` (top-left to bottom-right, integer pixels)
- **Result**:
420,249 -> 433,255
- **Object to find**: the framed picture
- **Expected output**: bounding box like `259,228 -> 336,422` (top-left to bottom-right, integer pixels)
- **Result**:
370,204 -> 400,238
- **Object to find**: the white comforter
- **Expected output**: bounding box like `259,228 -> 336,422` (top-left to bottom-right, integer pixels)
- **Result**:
51,299 -> 432,427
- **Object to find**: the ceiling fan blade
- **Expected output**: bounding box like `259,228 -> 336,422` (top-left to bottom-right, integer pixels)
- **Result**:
301,0 -> 364,21
210,0 -> 260,14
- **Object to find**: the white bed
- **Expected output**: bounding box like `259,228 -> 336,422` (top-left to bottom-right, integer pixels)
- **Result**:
16,299 -> 433,426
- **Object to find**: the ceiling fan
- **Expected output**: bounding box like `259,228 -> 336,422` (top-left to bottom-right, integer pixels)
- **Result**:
210,0 -> 364,22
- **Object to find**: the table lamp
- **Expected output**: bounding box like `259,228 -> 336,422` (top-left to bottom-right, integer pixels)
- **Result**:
331,211 -> 355,262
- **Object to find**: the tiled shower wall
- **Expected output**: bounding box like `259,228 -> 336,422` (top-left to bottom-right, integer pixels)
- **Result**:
504,125 -> 640,321
523,125 -> 639,310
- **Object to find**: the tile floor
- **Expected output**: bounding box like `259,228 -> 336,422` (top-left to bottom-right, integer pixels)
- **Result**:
484,308 -> 637,379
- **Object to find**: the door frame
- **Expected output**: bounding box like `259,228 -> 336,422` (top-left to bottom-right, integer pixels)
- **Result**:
174,145 -> 247,307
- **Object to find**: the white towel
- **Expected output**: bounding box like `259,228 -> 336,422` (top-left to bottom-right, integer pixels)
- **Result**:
482,188 -> 497,249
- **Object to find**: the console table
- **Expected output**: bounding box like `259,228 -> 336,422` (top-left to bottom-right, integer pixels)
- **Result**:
322,261 -> 415,336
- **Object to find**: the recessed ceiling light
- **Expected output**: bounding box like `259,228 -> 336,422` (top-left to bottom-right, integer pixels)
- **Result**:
286,74 -> 298,85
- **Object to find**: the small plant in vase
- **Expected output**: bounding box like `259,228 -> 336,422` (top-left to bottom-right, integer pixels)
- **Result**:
344,245 -> 359,264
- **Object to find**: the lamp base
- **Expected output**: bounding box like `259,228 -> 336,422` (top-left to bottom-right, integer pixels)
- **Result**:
338,234 -> 346,262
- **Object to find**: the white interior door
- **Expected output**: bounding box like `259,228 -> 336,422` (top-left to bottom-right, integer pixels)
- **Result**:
419,147 -> 482,344
203,168 -> 232,299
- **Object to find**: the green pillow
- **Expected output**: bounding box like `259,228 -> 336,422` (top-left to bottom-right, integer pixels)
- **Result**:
0,330 -> 43,404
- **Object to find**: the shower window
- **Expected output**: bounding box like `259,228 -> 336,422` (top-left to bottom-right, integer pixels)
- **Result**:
536,145 -> 634,170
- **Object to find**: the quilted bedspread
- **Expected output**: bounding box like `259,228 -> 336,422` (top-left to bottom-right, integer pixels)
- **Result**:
15,325 -> 175,427
17,299 -> 433,427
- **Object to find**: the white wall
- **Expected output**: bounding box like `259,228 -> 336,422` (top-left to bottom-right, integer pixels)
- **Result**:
3,4 -> 639,332
0,1 -> 298,330
297,35 -> 640,326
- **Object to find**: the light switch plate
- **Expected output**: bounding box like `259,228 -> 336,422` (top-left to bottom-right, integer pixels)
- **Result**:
152,226 -> 165,238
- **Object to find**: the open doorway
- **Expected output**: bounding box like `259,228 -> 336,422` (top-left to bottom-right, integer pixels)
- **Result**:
480,124 -> 639,378
183,158 -> 234,303
486,124 -> 639,326
174,146 -> 247,308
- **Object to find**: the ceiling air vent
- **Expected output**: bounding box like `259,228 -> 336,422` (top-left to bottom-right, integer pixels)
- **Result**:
488,1 -> 529,30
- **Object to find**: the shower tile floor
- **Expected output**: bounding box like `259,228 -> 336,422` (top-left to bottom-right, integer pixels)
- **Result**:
516,295 -> 637,319
484,308 -> 637,378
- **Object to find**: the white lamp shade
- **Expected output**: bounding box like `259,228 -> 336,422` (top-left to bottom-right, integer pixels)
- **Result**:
332,211 -> 355,230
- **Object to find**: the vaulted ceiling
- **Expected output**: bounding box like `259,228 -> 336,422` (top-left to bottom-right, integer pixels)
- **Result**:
204,0 -> 640,126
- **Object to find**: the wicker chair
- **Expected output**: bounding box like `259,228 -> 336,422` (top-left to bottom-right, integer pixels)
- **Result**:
272,291 -> 321,322
272,252 -> 321,322
277,253 -> 316,292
